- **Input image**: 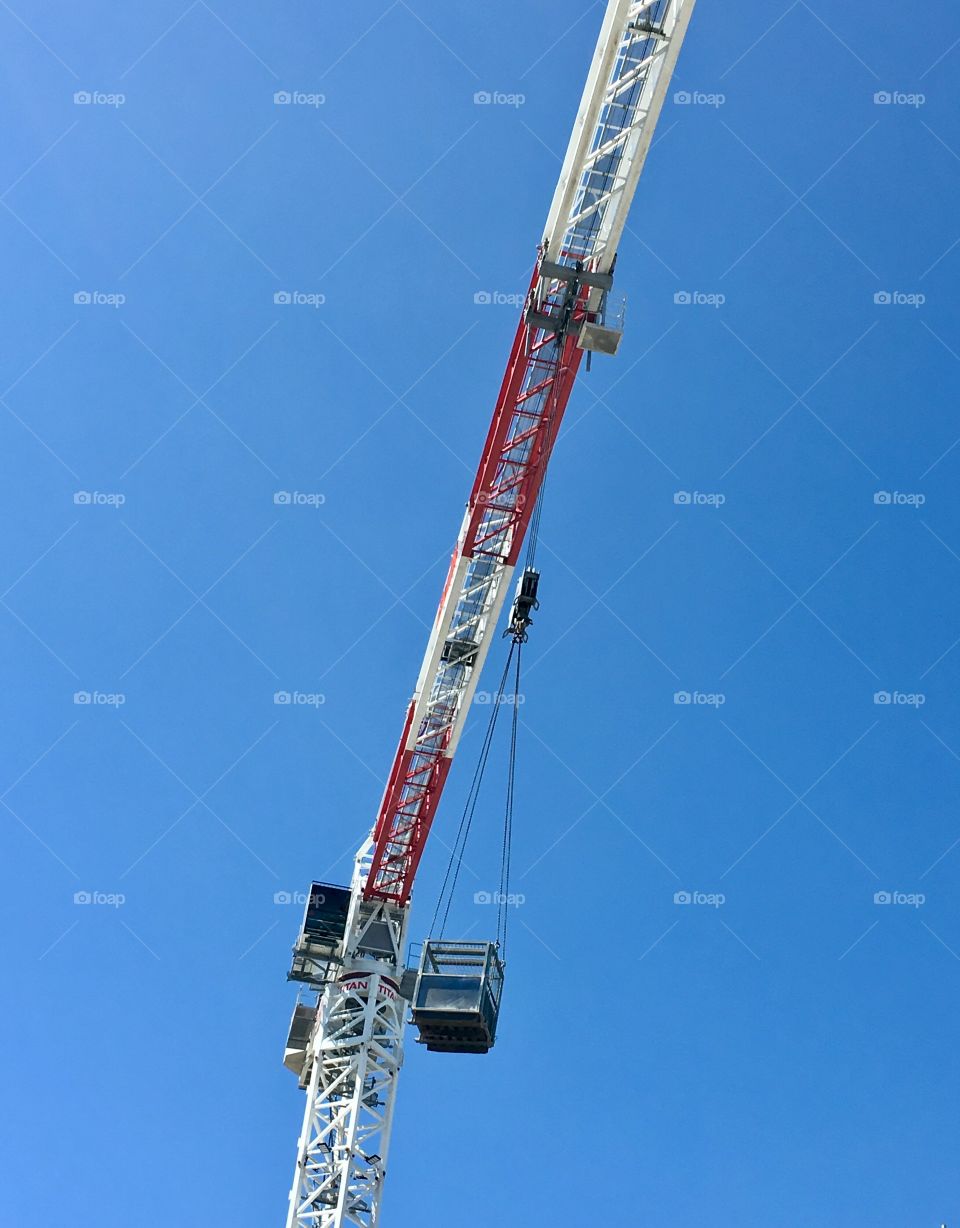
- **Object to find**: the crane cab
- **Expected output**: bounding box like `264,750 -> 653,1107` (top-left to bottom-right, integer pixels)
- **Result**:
287,882 -> 351,985
410,940 -> 504,1054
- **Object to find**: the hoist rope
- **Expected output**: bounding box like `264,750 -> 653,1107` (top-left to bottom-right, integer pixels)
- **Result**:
427,637 -> 524,956
428,644 -> 515,941
496,641 -> 522,958
525,478 -> 546,570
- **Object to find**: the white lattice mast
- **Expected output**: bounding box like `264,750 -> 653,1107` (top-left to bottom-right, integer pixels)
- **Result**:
284,3 -> 696,1225
285,847 -> 409,1227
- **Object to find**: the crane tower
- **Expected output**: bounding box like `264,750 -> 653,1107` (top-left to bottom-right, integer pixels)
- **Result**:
281,3 -> 696,1223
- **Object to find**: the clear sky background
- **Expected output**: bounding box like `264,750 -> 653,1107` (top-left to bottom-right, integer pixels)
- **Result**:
2,2 -> 960,1224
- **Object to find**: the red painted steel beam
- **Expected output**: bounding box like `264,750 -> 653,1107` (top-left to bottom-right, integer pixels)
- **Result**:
364,262 -> 590,904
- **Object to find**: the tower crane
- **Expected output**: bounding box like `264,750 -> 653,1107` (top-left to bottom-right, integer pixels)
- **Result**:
281,3 -> 696,1223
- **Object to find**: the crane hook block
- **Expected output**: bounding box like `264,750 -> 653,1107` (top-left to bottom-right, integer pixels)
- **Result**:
506,566 -> 540,643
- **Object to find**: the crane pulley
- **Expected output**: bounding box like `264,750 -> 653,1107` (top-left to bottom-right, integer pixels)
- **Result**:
281,4 -> 697,1225
506,567 -> 540,644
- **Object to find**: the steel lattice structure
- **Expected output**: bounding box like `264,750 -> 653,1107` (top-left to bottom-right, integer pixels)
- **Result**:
286,851 -> 409,1227
364,0 -> 695,906
284,3 -> 696,1224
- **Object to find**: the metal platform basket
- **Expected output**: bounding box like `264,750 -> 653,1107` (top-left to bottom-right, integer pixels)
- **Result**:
410,940 -> 504,1054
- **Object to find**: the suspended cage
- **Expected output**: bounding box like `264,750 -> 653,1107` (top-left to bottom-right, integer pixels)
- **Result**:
410,940 -> 504,1054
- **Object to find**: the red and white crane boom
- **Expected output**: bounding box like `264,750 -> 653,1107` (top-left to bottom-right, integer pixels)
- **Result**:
283,4 -> 696,1224
365,0 -> 695,906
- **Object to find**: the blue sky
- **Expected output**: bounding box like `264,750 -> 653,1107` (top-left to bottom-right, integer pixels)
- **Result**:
2,2 -> 960,1224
